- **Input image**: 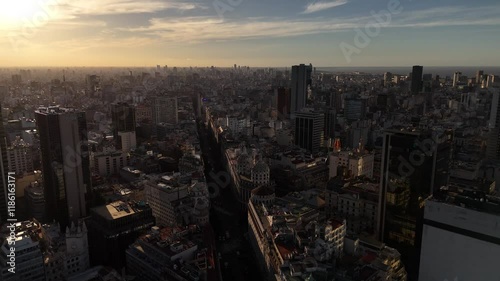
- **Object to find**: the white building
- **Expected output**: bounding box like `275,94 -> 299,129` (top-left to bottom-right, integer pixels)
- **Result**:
117,131 -> 136,152
93,150 -> 130,176
329,150 -> 374,179
419,189 -> 500,281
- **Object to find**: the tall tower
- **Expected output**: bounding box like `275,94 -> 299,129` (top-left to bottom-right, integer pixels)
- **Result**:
36,106 -> 91,230
453,71 -> 462,87
411,65 -> 423,94
377,128 -> 443,280
154,97 -> 178,125
290,64 -> 309,116
294,110 -> 324,153
0,103 -> 9,225
111,103 -> 136,150
487,89 -> 500,160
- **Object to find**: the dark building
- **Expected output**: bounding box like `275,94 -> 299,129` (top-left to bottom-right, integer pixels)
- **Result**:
290,64 -> 309,115
324,108 -> 336,140
377,128 -> 447,281
476,70 -> 484,84
35,106 -> 91,230
294,110 -> 324,153
276,87 -> 291,116
88,201 -> 155,270
411,65 -> 423,94
111,103 -> 136,149
329,91 -> 343,111
0,104 -> 9,225
487,89 -> 500,160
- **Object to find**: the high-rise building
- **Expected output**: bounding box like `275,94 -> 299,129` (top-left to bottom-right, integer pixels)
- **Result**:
7,136 -> 34,175
154,97 -> 178,125
344,98 -> 366,121
324,108 -> 336,140
35,106 -> 91,230
383,72 -> 392,87
0,104 -> 9,225
377,129 -> 444,280
452,71 -> 462,87
487,89 -> 500,160
476,70 -> 484,84
411,65 -> 423,94
290,64 -> 309,116
275,87 -> 291,116
294,110 -> 324,153
111,103 -> 136,136
419,187 -> 500,281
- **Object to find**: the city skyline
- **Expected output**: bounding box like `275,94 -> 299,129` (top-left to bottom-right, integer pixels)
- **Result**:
1,0 -> 500,67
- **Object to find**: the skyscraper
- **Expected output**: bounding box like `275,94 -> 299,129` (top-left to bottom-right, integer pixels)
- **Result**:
411,65 -> 423,94
476,70 -> 484,84
487,89 -> 500,160
111,103 -> 136,135
452,71 -> 462,87
290,64 -> 309,116
154,97 -> 178,125
36,106 -> 91,230
276,87 -> 291,116
0,104 -> 9,225
377,129 -> 440,280
111,103 -> 136,150
294,110 -> 324,153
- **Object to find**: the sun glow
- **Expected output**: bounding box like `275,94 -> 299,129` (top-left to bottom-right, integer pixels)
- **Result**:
0,0 -> 44,27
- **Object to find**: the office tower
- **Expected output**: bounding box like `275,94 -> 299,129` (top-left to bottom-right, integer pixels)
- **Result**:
419,187 -> 500,281
276,87 -> 291,116
329,90 -> 343,111
344,98 -> 366,121
0,104 -> 8,225
111,102 -> 136,147
85,75 -> 100,95
452,71 -> 462,87
294,110 -> 324,153
411,65 -> 423,94
324,108 -> 336,140
35,106 -> 91,230
383,72 -> 392,87
290,64 -> 308,116
377,129 -> 440,280
422,73 -> 433,92
476,70 -> 484,84
154,97 -> 178,125
487,89 -> 500,160
306,63 -> 313,87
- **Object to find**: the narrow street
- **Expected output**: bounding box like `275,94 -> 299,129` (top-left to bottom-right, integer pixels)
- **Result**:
196,119 -> 262,281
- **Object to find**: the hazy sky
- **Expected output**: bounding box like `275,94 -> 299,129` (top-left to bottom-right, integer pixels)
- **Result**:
1,0 -> 499,67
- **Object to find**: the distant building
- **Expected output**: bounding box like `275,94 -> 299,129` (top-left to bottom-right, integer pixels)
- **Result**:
154,97 -> 178,125
290,64 -> 309,116
329,150 -> 374,179
93,150 -> 130,176
7,136 -> 33,175
276,87 -> 291,116
411,65 -> 423,94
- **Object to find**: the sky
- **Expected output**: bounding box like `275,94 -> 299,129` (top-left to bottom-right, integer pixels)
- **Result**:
0,0 -> 499,67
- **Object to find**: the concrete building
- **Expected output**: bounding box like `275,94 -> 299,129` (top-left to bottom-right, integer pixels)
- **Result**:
7,136 -> 33,176
329,150 -> 374,179
154,97 -> 178,125
93,150 -> 130,177
419,187 -> 500,281
117,131 -> 136,152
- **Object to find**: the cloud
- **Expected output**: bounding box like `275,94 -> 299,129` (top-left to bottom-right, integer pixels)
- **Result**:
302,0 -> 348,14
